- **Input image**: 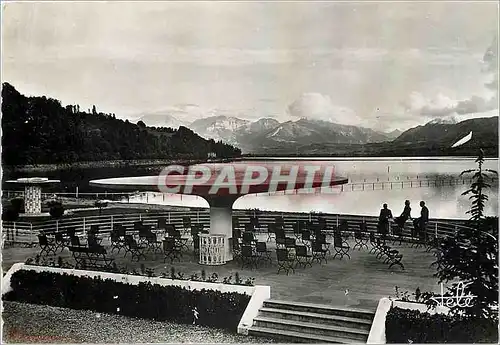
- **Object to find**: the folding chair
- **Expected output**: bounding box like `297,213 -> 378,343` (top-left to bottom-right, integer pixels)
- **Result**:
333,232 -> 350,260
163,237 -> 181,263
38,234 -> 57,257
353,224 -> 369,250
255,241 -> 272,264
295,245 -> 313,268
276,248 -> 295,275
110,230 -> 125,254
241,245 -> 259,269
54,232 -> 67,253
311,241 -> 328,264
124,235 -> 147,261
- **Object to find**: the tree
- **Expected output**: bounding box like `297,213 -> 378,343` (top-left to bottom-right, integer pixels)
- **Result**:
433,149 -> 498,320
47,200 -> 65,219
137,120 -> 146,128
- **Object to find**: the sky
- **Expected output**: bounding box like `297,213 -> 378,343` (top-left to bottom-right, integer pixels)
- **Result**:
2,1 -> 499,131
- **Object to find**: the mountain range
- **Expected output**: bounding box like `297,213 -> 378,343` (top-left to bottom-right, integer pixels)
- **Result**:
138,113 -> 404,153
138,112 -> 498,156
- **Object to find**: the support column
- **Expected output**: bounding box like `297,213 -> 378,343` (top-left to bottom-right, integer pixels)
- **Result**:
24,184 -> 42,214
209,206 -> 233,261
205,195 -> 238,262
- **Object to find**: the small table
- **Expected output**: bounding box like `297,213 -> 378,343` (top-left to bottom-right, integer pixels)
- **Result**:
199,234 -> 226,265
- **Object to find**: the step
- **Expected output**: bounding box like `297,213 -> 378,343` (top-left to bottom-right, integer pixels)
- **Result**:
259,307 -> 372,330
263,299 -> 375,320
248,326 -> 351,344
253,316 -> 369,341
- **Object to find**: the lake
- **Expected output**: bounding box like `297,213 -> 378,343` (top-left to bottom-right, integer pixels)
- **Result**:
126,158 -> 498,220
3,157 -> 498,220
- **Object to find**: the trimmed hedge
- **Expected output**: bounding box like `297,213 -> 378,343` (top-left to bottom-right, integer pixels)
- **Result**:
4,270 -> 251,332
386,307 -> 498,343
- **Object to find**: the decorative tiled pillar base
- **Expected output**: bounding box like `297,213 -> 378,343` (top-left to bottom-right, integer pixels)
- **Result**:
199,234 -> 226,265
24,185 -> 42,214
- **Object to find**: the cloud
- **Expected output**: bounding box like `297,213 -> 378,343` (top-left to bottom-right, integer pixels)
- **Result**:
287,93 -> 362,126
402,37 -> 498,118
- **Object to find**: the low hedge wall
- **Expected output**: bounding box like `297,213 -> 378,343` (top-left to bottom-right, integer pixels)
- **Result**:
385,307 -> 498,343
3,269 -> 251,332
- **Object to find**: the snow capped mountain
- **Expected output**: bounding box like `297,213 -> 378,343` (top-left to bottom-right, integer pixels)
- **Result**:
238,117 -> 280,133
189,115 -> 250,143
136,113 -> 188,129
427,115 -> 459,125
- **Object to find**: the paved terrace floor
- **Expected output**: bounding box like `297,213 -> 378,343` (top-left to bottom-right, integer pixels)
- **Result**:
2,233 -> 439,311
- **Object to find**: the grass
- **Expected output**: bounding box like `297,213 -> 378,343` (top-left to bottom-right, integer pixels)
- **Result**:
2,301 -> 274,343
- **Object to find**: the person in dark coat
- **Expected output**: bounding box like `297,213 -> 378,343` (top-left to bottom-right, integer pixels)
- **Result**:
395,200 -> 412,230
378,203 -> 393,236
413,201 -> 429,238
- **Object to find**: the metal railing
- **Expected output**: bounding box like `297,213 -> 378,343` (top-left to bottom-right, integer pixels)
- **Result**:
2,208 -> 474,246
3,177 -> 497,200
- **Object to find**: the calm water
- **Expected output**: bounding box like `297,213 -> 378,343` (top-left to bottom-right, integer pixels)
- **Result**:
4,157 -> 498,220
128,158 -> 498,220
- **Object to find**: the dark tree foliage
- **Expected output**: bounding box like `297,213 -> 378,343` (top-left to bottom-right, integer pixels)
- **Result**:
433,149 -> 498,320
1,83 -> 241,165
47,200 -> 65,219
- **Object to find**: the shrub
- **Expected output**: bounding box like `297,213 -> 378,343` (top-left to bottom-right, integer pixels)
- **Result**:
10,197 -> 25,213
385,307 -> 498,343
47,200 -> 64,218
4,269 -> 251,332
2,206 -> 19,221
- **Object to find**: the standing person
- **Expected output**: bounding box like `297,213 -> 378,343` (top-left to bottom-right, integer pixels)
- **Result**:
395,200 -> 412,230
378,203 -> 393,236
413,201 -> 429,238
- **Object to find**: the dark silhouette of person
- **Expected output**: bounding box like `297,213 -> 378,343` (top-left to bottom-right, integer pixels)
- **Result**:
395,200 -> 412,230
413,201 -> 429,238
378,203 -> 393,236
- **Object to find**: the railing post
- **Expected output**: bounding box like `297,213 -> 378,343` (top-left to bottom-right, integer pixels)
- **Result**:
30,223 -> 34,244
336,214 -> 339,228
13,222 -> 16,242
139,214 -> 142,221
435,222 -> 438,238
168,211 -> 171,224
147,193 -> 149,203
111,215 -> 114,231
197,210 -> 200,223
83,217 -> 86,233
56,220 -> 59,233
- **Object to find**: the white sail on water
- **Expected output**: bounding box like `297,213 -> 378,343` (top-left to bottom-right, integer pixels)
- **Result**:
451,131 -> 473,148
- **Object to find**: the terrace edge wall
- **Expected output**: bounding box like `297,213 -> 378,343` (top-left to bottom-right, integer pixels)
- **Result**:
1,263 -> 271,335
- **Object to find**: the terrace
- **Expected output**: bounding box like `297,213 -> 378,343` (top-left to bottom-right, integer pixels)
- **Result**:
3,208 -> 452,310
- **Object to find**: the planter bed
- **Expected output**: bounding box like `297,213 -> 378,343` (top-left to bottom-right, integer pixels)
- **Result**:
3,268 -> 251,333
385,306 -> 497,343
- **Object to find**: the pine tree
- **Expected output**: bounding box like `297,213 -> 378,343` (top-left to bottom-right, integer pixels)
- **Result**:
433,149 -> 498,320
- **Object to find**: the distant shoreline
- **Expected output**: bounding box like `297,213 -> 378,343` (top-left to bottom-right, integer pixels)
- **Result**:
3,157 -> 241,173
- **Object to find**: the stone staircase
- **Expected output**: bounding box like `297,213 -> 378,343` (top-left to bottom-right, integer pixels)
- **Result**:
248,300 -> 375,343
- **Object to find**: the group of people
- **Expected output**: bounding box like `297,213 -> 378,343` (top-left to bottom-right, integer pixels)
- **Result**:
377,200 -> 429,236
